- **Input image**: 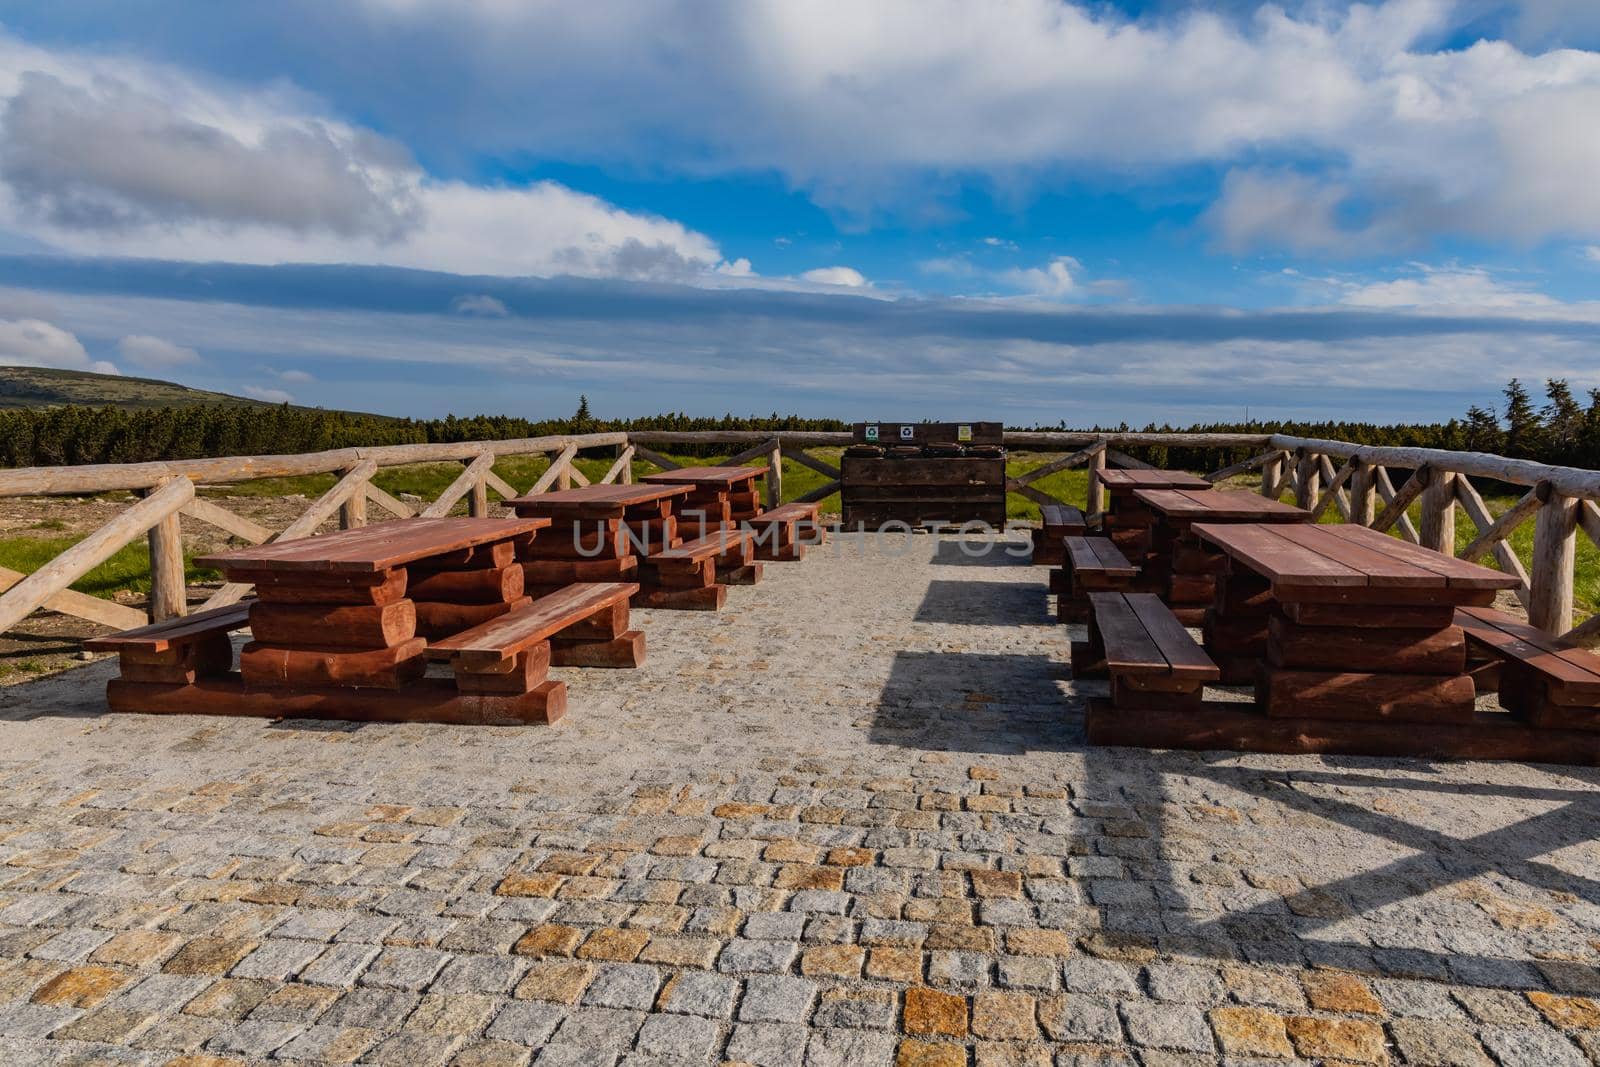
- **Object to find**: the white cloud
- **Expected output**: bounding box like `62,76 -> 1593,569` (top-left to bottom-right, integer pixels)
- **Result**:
278,369 -> 314,383
799,266 -> 868,287
1585,246 -> 1600,263
452,294 -> 510,317
1324,265 -> 1558,308
1000,256 -> 1083,299
117,333 -> 201,369
300,0 -> 1600,248
242,385 -> 295,403
0,316 -> 117,374
0,34 -> 736,281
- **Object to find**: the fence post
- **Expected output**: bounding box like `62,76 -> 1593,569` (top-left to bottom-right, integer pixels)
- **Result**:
619,442 -> 633,485
1260,452 -> 1284,499
1531,487 -> 1578,633
143,482 -> 188,622
1294,449 -> 1319,511
468,463 -> 490,518
1419,467 -> 1455,554
766,440 -> 782,509
340,465 -> 368,529
1087,443 -> 1106,515
1349,458 -> 1375,527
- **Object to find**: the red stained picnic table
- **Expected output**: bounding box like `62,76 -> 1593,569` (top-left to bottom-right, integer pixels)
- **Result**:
198,516 -> 551,649
642,466 -> 769,536
1133,489 -> 1309,623
92,517 -> 576,726
503,484 -> 692,594
1096,469 -> 1213,572
1194,521 -> 1520,718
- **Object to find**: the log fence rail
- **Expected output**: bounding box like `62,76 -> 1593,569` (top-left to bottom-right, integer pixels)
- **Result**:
0,429 -> 1595,648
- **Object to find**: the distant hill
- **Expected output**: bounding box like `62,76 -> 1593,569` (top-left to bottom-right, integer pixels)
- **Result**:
0,366 -> 274,411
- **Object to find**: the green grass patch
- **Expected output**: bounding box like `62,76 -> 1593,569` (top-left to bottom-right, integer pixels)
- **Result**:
0,536 -> 219,599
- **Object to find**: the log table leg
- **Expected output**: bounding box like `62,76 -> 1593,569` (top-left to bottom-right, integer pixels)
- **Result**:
1257,596 -> 1475,723
408,538 -> 529,640
239,569 -> 428,690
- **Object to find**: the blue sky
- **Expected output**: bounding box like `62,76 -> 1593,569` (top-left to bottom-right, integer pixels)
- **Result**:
0,1 -> 1597,424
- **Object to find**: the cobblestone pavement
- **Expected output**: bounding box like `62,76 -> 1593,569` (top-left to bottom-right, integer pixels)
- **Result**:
2,532 -> 1600,1065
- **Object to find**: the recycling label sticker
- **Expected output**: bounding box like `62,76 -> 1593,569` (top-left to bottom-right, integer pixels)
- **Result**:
957,425 -> 973,442
864,425 -> 879,442
900,426 -> 916,440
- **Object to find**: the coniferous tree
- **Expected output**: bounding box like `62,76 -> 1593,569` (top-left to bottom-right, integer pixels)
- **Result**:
1502,379 -> 1542,459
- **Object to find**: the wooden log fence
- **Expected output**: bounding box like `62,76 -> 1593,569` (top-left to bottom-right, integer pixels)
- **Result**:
0,428 -> 1595,649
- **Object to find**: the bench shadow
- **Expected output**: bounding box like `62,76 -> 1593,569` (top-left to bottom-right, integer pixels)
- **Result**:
929,539 -> 1034,567
1079,742 -> 1600,992
915,579 -> 1052,626
868,649 -> 1082,754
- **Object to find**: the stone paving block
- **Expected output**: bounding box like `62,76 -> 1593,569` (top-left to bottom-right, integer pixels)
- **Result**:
1388,1017 -> 1492,1067
453,1038 -> 535,1066
359,947 -> 452,990
581,964 -> 662,1011
204,1018 -> 306,1057
1119,1001 -> 1212,1053
274,1022 -> 382,1063
806,1028 -> 899,1066
725,1021 -> 808,1067
659,971 -> 739,1018
362,1030 -> 465,1065
320,987 -> 421,1030
719,938 -> 799,975
1284,1016 -> 1389,1064
635,1012 -> 720,1061
484,1000 -> 565,1045
433,953 -> 529,994
247,981 -> 339,1023
1478,1025 -> 1589,1067
739,974 -> 818,1024
1038,994 -> 1121,1044
550,1006 -> 645,1051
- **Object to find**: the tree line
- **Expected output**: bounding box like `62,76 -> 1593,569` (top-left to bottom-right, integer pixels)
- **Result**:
0,381 -> 1593,472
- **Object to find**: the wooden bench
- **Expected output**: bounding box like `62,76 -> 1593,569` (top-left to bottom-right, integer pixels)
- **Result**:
745,502 -> 824,561
85,603 -> 251,685
1054,536 -> 1139,621
1075,592 -> 1219,714
638,530 -> 754,609
1031,504 -> 1087,566
1457,607 -> 1600,730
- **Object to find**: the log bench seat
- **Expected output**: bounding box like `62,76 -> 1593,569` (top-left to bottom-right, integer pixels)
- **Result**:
637,530 -> 754,609
1075,592 -> 1219,708
1457,607 -> 1600,730
1031,504 -> 1088,566
744,502 -> 824,561
1054,536 -> 1139,621
85,603 -> 251,685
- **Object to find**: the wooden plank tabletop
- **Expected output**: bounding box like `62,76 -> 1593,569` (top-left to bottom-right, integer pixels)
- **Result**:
197,517 -> 551,575
1194,522 -> 1522,592
1098,469 -> 1211,491
504,484 -> 690,518
1133,488 -> 1308,522
641,466 -> 769,488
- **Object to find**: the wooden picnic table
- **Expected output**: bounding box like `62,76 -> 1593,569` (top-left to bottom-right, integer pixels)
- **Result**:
1133,488 -> 1308,626
505,483 -> 689,585
1194,521 -> 1519,721
642,466 -> 769,537
199,516 -> 550,649
1096,469 -> 1212,573
1084,520 -> 1600,762
95,516 -> 579,724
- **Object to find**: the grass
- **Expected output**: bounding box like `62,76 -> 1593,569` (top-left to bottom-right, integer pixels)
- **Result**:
0,537 -> 219,598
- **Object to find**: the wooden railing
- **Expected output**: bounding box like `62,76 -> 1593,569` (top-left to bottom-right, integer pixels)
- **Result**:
1,429 -> 1595,647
